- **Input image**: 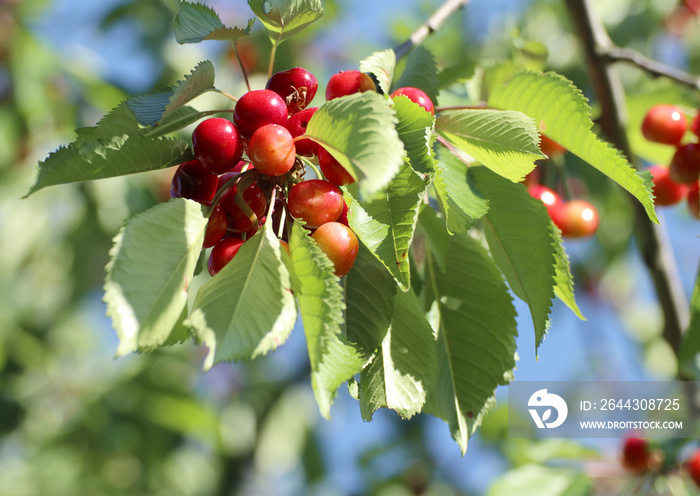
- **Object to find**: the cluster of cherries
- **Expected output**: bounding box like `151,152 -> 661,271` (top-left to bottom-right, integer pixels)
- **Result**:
169,66 -> 435,278
622,436 -> 700,487
525,136 -> 600,239
641,104 -> 700,220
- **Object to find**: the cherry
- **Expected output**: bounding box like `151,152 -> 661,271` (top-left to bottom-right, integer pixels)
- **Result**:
192,118 -> 243,175
621,437 -> 649,473
670,143 -> 700,184
539,134 -> 567,158
521,167 -> 540,188
170,159 -> 219,205
318,147 -> 355,186
390,87 -> 434,115
280,239 -> 290,256
337,199 -> 349,226
232,161 -> 254,173
687,449 -> 700,487
648,165 -> 688,206
556,200 -> 599,238
286,107 -> 319,156
220,183 -> 268,232
528,184 -> 565,226
208,238 -> 245,277
311,222 -> 359,277
233,89 -> 288,139
248,124 -> 297,177
688,182 -> 699,219
288,179 -> 344,228
641,104 -> 687,145
325,70 -> 375,100
266,67 -> 318,114
203,205 -> 228,248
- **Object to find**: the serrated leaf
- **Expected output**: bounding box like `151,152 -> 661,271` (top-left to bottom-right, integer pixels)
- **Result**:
394,46 -> 440,108
175,2 -> 254,44
359,49 -> 396,95
436,109 -> 544,182
424,228 -> 518,455
145,106 -> 205,138
25,103 -> 191,196
488,465 -> 591,496
185,222 -> 296,369
127,61 -> 216,126
679,263 -> 700,362
359,288 -> 437,420
104,198 -> 208,356
488,71 -> 658,223
346,162 -> 427,290
248,0 -> 323,45
289,221 -> 364,419
416,204 -> 449,271
394,96 -> 436,175
433,148 -> 489,234
551,222 -> 585,320
470,166 -> 556,352
306,91 -> 405,197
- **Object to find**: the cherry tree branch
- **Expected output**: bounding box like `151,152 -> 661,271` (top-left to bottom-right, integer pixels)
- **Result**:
393,0 -> 470,60
564,0 -> 690,358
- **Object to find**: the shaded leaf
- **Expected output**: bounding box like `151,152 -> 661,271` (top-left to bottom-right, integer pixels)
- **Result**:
248,0 -> 323,45
488,465 -> 591,496
393,96 -> 436,175
175,2 -> 254,44
359,49 -> 396,95
551,223 -> 585,320
394,46 -> 440,108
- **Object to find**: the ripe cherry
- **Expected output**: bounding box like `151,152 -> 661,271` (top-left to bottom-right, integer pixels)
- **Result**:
641,104 -> 687,145
556,200 -> 599,238
266,67 -> 318,114
192,118 -> 243,174
390,87 -> 434,115
648,164 -> 688,206
670,143 -> 700,184
220,183 -> 268,232
325,70 -> 375,100
318,147 -> 355,186
311,222 -> 359,277
248,124 -> 297,177
288,179 -> 344,228
688,182 -> 699,219
233,89 -> 288,139
521,167 -> 540,188
286,107 -> 319,156
170,159 -> 219,205
208,238 -> 245,277
622,437 -> 649,473
337,199 -> 349,226
539,134 -> 567,158
528,184 -> 565,226
203,205 -> 228,248
687,449 -> 700,487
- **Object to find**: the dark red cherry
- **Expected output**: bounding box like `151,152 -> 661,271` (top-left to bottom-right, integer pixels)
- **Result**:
266,67 -> 318,114
192,118 -> 243,175
170,159 -> 219,205
286,107 -> 319,156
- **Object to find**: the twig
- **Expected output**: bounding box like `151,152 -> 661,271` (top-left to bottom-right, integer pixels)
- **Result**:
393,0 -> 470,60
603,46 -> 700,92
564,0 -> 690,358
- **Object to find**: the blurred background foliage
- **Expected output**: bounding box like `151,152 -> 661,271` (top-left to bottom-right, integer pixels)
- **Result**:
1,0 -> 700,494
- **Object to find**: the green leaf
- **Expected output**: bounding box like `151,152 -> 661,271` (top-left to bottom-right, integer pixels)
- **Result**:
394,96 -> 436,175
679,264 -> 700,362
359,49 -> 396,95
104,198 -> 208,356
551,223 -> 585,320
394,46 -> 440,108
433,148 -> 489,234
436,109 -> 544,182
488,465 -> 591,496
145,106 -> 205,138
185,222 -> 296,369
424,228 -> 518,455
126,61 -> 216,127
248,0 -> 323,45
346,162 -> 427,290
289,221 -> 364,419
470,166 -> 556,352
488,71 -> 658,223
174,2 -> 254,44
359,288 -> 437,420
26,103 -> 192,197
306,91 -> 405,197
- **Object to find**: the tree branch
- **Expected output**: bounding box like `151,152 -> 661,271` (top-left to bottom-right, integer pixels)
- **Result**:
564,0 -> 690,358
393,0 -> 470,60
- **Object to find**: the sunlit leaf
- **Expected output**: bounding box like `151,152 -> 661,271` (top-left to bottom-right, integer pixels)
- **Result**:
175,2 -> 254,44
248,0 -> 323,44
360,49 -> 396,95
393,96 -> 436,175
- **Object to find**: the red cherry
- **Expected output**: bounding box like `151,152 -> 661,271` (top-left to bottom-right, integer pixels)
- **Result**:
556,200 -> 599,238
539,134 -> 567,158
318,147 -> 355,186
207,238 -> 245,277
203,205 -> 228,248
248,124 -> 297,177
325,70 -> 376,100
687,449 -> 700,487
311,222 -> 359,277
286,107 -> 319,156
522,167 -> 540,188
192,118 -> 243,175
622,437 -> 649,473
648,165 -> 688,206
220,183 -> 268,233
170,159 -> 219,205
670,143 -> 700,184
233,89 -> 288,139
641,104 -> 687,146
266,67 -> 318,114
390,87 -> 434,115
280,239 -> 290,256
528,184 -> 565,226
288,179 -> 344,228
687,182 -> 699,219
337,199 -> 349,226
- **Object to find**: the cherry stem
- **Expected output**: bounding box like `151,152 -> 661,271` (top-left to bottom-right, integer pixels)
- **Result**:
436,104 -> 488,112
276,194 -> 288,239
267,40 -> 280,81
213,88 -> 239,103
234,42 -> 252,93
297,155 -> 322,179
552,155 -> 572,201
